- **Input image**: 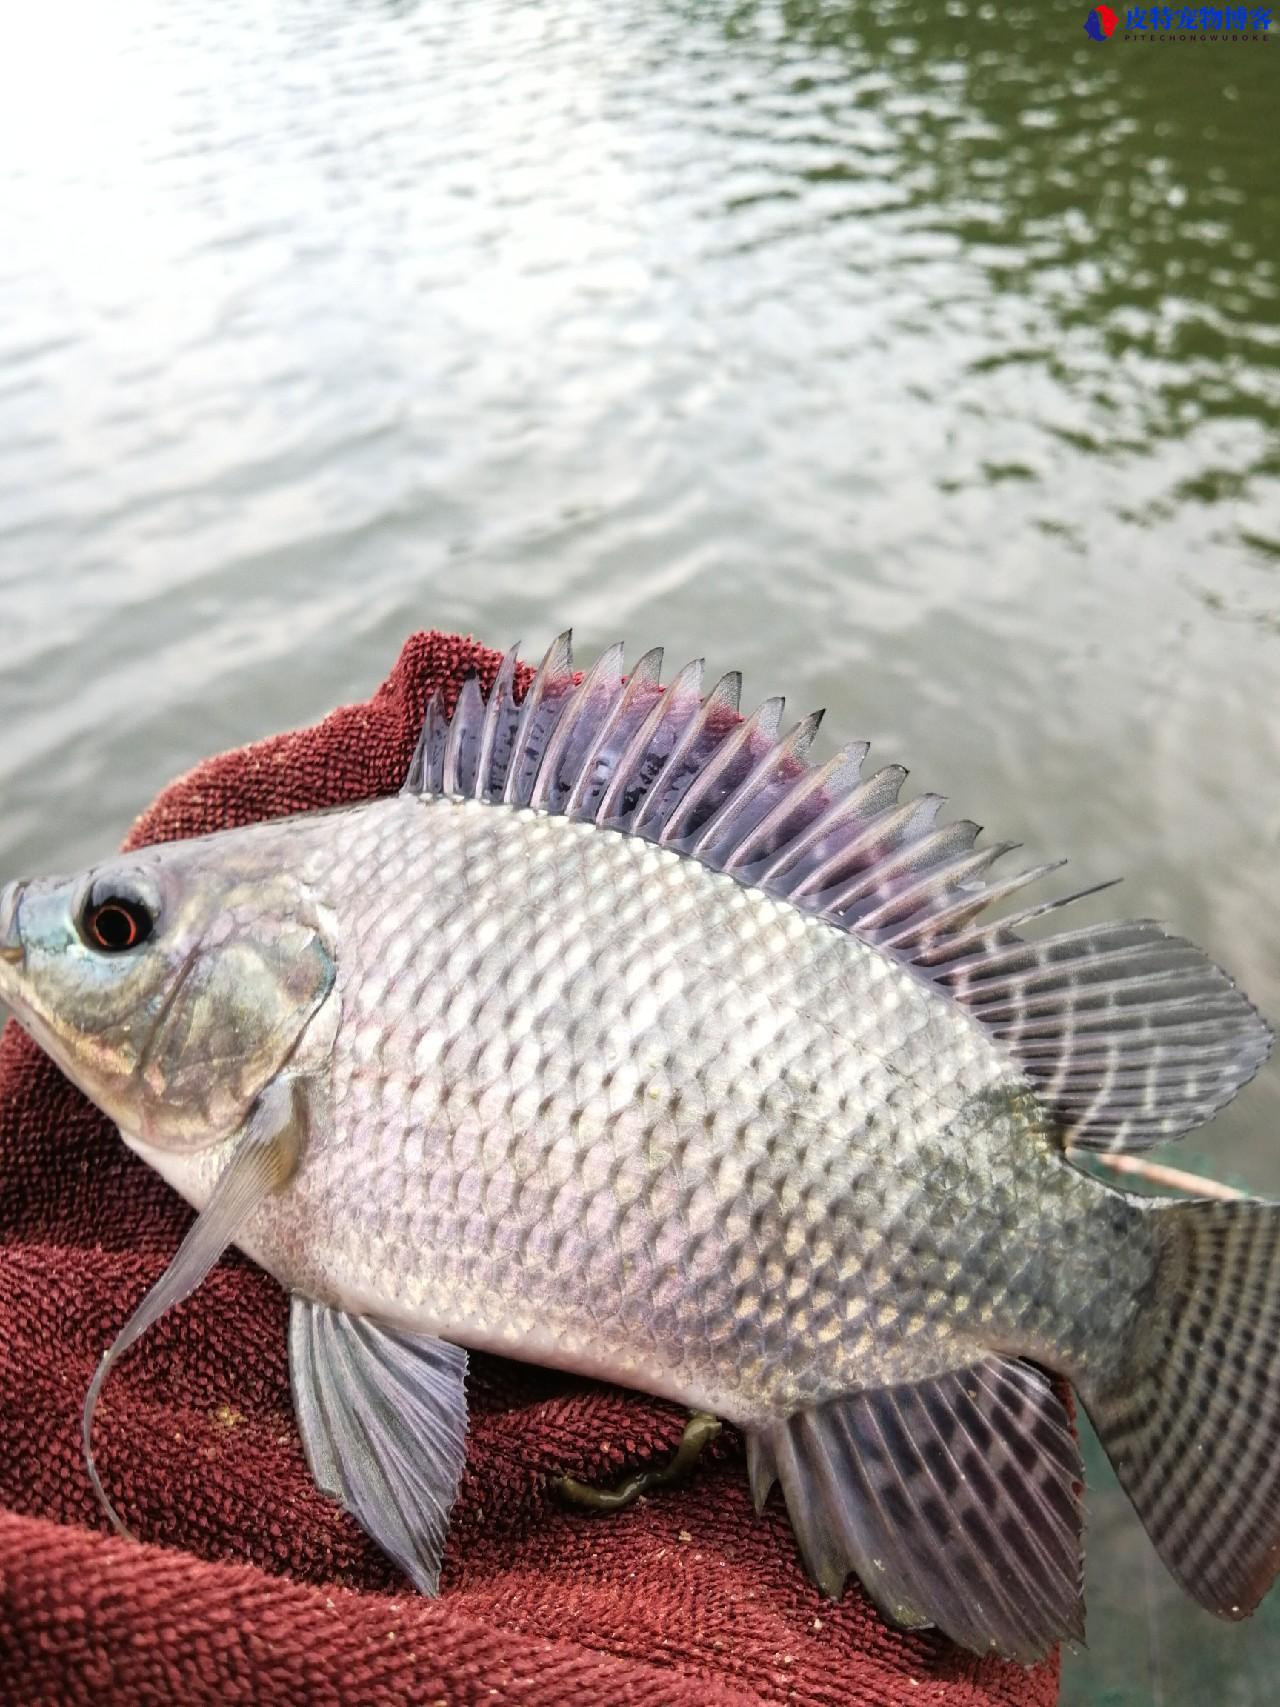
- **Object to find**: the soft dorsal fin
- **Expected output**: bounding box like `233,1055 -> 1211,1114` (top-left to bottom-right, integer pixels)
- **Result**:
402,633 -> 1272,1154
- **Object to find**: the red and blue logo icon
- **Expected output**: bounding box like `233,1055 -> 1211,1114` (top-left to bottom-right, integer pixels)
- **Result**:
1094,5 -> 1272,32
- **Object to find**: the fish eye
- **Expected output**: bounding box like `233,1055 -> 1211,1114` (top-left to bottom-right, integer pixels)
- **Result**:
81,888 -> 156,954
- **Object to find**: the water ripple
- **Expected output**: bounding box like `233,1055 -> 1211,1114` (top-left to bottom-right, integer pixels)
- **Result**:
0,2 -> 1277,1694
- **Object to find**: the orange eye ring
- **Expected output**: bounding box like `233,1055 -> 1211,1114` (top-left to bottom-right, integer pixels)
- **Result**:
84,896 -> 153,953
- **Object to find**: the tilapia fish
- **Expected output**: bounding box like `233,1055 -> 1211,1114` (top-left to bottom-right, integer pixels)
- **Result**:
1,633 -> 1276,1662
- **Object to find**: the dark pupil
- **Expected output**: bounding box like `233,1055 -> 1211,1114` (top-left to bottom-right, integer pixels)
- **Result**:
90,899 -> 150,952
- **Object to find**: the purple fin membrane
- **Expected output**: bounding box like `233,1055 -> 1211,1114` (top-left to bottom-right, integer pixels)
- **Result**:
401,633 -> 1271,1155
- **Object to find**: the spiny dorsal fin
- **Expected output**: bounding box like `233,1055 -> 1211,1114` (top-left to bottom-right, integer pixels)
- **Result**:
402,633 -> 1272,1154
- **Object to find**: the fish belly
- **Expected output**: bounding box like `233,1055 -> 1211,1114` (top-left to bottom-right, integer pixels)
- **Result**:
254,795 -> 1131,1422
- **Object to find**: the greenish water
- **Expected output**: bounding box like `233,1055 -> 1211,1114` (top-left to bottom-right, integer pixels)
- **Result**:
0,3 -> 1277,1700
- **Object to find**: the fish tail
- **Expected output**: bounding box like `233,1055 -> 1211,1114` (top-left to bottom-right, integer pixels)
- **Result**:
1081,1197 -> 1280,1620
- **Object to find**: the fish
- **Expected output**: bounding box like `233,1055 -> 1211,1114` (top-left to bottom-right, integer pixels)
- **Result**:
0,630 -> 1276,1664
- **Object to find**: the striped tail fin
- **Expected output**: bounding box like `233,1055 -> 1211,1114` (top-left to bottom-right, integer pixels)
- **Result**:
1082,1198 -> 1280,1618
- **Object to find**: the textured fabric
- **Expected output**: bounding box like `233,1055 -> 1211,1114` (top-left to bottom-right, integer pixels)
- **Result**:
0,630 -> 1060,1706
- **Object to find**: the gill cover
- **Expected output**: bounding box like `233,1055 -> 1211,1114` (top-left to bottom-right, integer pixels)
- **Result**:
133,895 -> 335,1147
0,845 -> 336,1152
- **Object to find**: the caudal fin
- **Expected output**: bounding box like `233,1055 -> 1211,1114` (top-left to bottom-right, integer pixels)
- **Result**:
1082,1198 -> 1280,1618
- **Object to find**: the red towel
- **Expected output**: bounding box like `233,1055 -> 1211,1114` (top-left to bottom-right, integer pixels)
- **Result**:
0,631 -> 1060,1705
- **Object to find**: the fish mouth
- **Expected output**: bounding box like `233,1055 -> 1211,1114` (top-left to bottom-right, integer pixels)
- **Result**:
0,879 -> 24,968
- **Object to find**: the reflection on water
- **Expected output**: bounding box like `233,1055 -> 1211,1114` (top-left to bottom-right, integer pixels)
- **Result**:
0,2 -> 1276,1699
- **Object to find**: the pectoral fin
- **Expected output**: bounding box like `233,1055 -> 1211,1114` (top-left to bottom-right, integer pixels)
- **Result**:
288,1298 -> 469,1595
83,1077 -> 305,1538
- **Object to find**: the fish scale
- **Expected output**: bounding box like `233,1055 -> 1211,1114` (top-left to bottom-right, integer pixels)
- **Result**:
199,793 -> 1144,1425
0,631 -> 1275,1662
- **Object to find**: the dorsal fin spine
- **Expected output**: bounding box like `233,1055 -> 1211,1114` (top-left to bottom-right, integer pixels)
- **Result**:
402,692 -> 435,796
693,710 -> 824,864
790,791 -> 928,904
724,737 -> 866,876
528,642 -> 625,813
743,743 -> 870,882
419,693 -> 447,796
913,880 -> 1121,970
633,669 -> 738,836
502,631 -> 573,806
838,817 -> 981,917
932,905 -> 1134,979
857,838 -> 1012,936
661,696 -> 785,847
564,646 -> 664,819
597,656 -> 704,826
442,675 -> 484,797
475,645 -> 520,802
769,766 -> 908,894
881,855 -> 1059,949
440,686 -> 465,796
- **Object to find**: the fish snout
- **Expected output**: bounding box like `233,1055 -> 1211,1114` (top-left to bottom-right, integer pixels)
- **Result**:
0,879 -> 24,964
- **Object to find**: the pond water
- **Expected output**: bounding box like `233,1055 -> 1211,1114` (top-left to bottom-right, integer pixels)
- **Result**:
1,3 -> 1277,1700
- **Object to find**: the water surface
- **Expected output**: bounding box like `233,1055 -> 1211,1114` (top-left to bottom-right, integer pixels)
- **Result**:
1,4 -> 1277,1700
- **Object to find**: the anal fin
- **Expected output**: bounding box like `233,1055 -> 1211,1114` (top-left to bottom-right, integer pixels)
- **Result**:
749,1357 -> 1085,1663
288,1298 -> 469,1595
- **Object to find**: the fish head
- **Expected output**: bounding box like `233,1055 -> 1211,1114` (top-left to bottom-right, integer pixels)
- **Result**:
0,828 -> 335,1151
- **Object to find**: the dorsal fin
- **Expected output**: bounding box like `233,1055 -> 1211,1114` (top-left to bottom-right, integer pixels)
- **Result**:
402,633 -> 1272,1154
